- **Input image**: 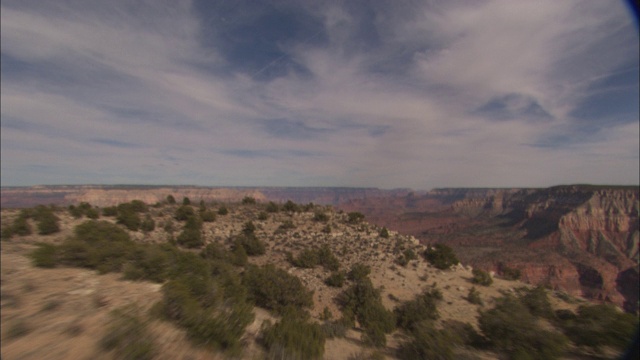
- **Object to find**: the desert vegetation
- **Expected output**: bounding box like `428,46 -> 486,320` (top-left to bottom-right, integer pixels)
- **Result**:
1,198 -> 637,359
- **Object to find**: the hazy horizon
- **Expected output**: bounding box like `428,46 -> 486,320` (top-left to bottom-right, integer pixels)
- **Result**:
2,1 -> 638,189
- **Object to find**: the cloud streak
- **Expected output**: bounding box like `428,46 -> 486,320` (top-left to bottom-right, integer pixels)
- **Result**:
1,0 -> 638,189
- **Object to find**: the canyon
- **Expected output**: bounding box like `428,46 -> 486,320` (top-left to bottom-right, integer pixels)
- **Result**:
2,184 -> 638,312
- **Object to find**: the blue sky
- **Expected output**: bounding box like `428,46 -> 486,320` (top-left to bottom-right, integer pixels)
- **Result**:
1,0 -> 638,189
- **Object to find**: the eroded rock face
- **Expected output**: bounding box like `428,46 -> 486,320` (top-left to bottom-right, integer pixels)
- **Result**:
341,185 -> 640,312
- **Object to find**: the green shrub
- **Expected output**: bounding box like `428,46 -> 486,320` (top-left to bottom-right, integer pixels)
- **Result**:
218,205 -> 229,215
85,208 -> 100,219
501,265 -> 522,280
1,225 -> 13,240
395,287 -> 442,330
314,212 -> 329,222
472,269 -> 493,286
265,201 -> 279,213
347,212 -> 365,224
347,263 -> 371,282
289,248 -> 318,268
466,287 -> 483,305
261,314 -> 326,360
321,319 -> 348,338
69,205 -> 84,218
182,197 -> 191,205
200,210 -> 216,222
166,195 -> 176,204
561,304 -> 638,351
257,211 -> 268,221
75,220 -> 132,243
243,264 -> 313,314
100,306 -> 155,360
140,215 -> 155,232
479,295 -> 568,359
517,286 -> 553,319
379,227 -> 390,238
174,205 -> 195,221
116,210 -> 141,231
282,200 -> 300,213
30,243 -> 58,268
234,233 -> 265,256
397,322 -> 456,360
11,216 -> 32,236
102,206 -> 118,216
423,244 -> 459,270
177,228 -> 203,248
32,206 -> 61,235
186,303 -> 254,353
241,196 -> 256,204
325,272 -> 346,287
338,277 -> 395,346
123,245 -> 170,282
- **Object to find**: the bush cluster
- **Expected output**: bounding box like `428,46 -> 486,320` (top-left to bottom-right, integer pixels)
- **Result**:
69,202 -> 99,219
559,304 -> 638,351
325,271 -> 346,287
287,244 -> 340,271
423,244 -> 459,270
479,294 -> 568,359
100,306 -> 155,360
471,268 -> 493,286
243,264 -> 313,315
338,277 -> 395,347
394,286 -> 442,331
261,313 -> 326,360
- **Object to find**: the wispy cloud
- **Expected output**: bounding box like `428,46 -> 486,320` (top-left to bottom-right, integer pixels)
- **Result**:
1,0 -> 638,188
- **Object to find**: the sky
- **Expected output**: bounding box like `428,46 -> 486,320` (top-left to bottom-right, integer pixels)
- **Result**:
1,0 -> 639,190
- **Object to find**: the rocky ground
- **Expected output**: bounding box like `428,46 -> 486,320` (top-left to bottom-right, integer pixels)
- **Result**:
0,202 -> 613,359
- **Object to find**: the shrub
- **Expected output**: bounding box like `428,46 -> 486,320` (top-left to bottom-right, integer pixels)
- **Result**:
11,216 -> 32,236
185,303 -> 254,353
314,212 -> 329,222
517,286 -> 553,319
174,205 -> 195,221
257,211 -> 268,221
102,206 -> 118,216
265,201 -> 279,213
177,228 -> 203,248
471,269 -> 493,286
282,200 -> 300,213
85,208 -> 100,219
140,215 -> 155,232
395,287 -> 442,330
100,306 -> 155,360
397,322 -> 458,360
166,195 -> 176,204
325,272 -> 346,287
243,264 -> 313,314
242,196 -> 256,205
30,243 -> 58,268
466,287 -> 483,305
75,220 -> 132,244
561,304 -> 638,351
123,245 -> 170,282
261,314 -> 326,360
289,248 -> 318,268
182,197 -> 191,205
379,227 -> 390,238
348,263 -> 371,282
217,205 -> 229,215
501,265 -> 522,280
234,233 -> 265,256
33,206 -> 61,235
338,278 -> 395,346
347,212 -> 365,224
321,319 -> 348,338
117,210 -> 141,231
423,244 -> 459,270
200,210 -> 216,222
479,295 -> 568,359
